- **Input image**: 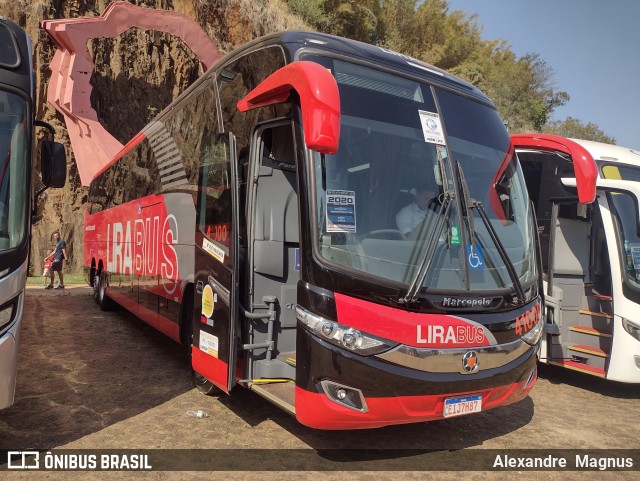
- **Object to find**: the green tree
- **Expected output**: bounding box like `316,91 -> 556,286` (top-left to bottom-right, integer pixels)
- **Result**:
479,50 -> 569,132
286,0 -> 327,26
543,117 -> 616,144
283,0 -> 570,133
321,0 -> 382,43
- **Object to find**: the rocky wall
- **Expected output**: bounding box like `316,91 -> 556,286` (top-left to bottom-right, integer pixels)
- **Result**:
0,0 -> 305,276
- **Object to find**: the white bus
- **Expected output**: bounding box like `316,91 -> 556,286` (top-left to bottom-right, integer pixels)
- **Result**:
515,134 -> 640,382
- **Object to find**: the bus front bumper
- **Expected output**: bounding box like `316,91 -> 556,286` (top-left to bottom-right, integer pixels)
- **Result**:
294,329 -> 537,429
295,373 -> 535,430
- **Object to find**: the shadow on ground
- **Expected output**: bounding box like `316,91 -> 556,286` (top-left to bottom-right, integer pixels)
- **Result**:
537,362 -> 640,400
0,289 -> 193,450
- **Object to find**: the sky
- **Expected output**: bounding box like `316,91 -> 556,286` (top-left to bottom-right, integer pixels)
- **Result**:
446,0 -> 640,150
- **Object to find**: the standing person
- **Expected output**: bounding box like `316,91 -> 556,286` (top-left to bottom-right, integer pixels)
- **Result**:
45,231 -> 67,289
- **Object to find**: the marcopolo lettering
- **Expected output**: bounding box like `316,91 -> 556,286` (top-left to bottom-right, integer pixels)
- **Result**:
442,297 -> 493,308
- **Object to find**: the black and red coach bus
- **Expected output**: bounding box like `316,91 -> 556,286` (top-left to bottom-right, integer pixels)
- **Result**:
84,31 -> 542,429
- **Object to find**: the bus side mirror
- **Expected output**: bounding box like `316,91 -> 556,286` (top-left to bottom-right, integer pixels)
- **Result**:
237,61 -> 340,154
41,140 -> 66,188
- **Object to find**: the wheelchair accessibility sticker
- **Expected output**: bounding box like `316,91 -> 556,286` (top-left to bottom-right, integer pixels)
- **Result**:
466,244 -> 484,270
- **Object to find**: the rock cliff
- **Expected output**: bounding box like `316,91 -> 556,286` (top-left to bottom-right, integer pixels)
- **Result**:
1,0 -> 305,276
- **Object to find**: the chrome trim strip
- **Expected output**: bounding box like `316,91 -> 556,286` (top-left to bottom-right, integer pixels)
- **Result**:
375,337 -> 532,374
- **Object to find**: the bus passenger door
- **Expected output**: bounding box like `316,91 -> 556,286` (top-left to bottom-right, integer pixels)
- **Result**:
192,133 -> 240,393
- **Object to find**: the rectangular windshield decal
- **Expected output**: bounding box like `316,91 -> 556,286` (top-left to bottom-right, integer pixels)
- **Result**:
450,226 -> 461,245
418,110 -> 446,145
466,244 -> 485,270
326,190 -> 357,233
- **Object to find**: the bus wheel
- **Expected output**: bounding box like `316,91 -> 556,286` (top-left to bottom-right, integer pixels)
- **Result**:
193,371 -> 217,395
93,273 -> 101,304
89,266 -> 96,288
97,273 -> 114,311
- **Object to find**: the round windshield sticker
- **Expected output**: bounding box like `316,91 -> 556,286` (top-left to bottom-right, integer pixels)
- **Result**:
201,284 -> 215,318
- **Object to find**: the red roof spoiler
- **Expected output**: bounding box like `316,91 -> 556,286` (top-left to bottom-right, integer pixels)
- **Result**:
237,61 -> 340,154
511,133 -> 597,204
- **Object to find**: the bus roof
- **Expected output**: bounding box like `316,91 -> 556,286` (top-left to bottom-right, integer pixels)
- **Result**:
220,30 -> 493,106
569,138 -> 640,167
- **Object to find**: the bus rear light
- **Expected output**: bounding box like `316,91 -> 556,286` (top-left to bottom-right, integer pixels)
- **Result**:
320,380 -> 368,412
622,318 -> 640,343
634,356 -> 640,370
295,305 -> 396,355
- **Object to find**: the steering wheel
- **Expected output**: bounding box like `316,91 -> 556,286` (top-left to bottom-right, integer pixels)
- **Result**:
359,229 -> 406,241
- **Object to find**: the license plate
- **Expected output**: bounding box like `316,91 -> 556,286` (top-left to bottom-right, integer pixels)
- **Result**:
443,394 -> 482,418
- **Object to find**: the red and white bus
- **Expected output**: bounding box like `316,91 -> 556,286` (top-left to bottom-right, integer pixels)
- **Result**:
84,31 -> 542,429
515,134 -> 640,382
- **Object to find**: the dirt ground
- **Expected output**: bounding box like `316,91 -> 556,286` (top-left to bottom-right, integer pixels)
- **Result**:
0,286 -> 639,480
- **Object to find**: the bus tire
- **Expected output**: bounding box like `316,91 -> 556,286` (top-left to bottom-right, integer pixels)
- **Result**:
96,273 -> 114,311
93,272 -> 101,305
89,265 -> 96,288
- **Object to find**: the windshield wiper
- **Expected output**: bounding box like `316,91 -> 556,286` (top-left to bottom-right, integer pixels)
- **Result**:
455,161 -> 525,303
400,191 -> 453,304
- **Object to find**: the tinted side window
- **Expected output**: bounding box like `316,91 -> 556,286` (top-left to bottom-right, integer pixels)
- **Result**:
217,46 -> 287,241
89,78 -> 220,212
160,80 -> 219,186
197,135 -> 233,266
89,138 -> 161,213
218,46 -> 287,147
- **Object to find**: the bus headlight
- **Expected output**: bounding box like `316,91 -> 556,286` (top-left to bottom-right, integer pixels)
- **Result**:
295,305 -> 397,355
622,318 -> 640,342
0,304 -> 15,333
521,318 -> 543,346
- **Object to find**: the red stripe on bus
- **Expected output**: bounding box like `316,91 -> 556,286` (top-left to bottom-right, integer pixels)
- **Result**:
294,373 -> 535,430
191,347 -> 229,393
108,289 -> 180,342
334,292 -> 494,348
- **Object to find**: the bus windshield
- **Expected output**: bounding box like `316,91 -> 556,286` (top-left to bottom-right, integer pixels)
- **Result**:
601,163 -> 640,291
309,57 -> 536,294
602,163 -> 640,182
0,90 -> 28,252
608,190 -> 640,290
